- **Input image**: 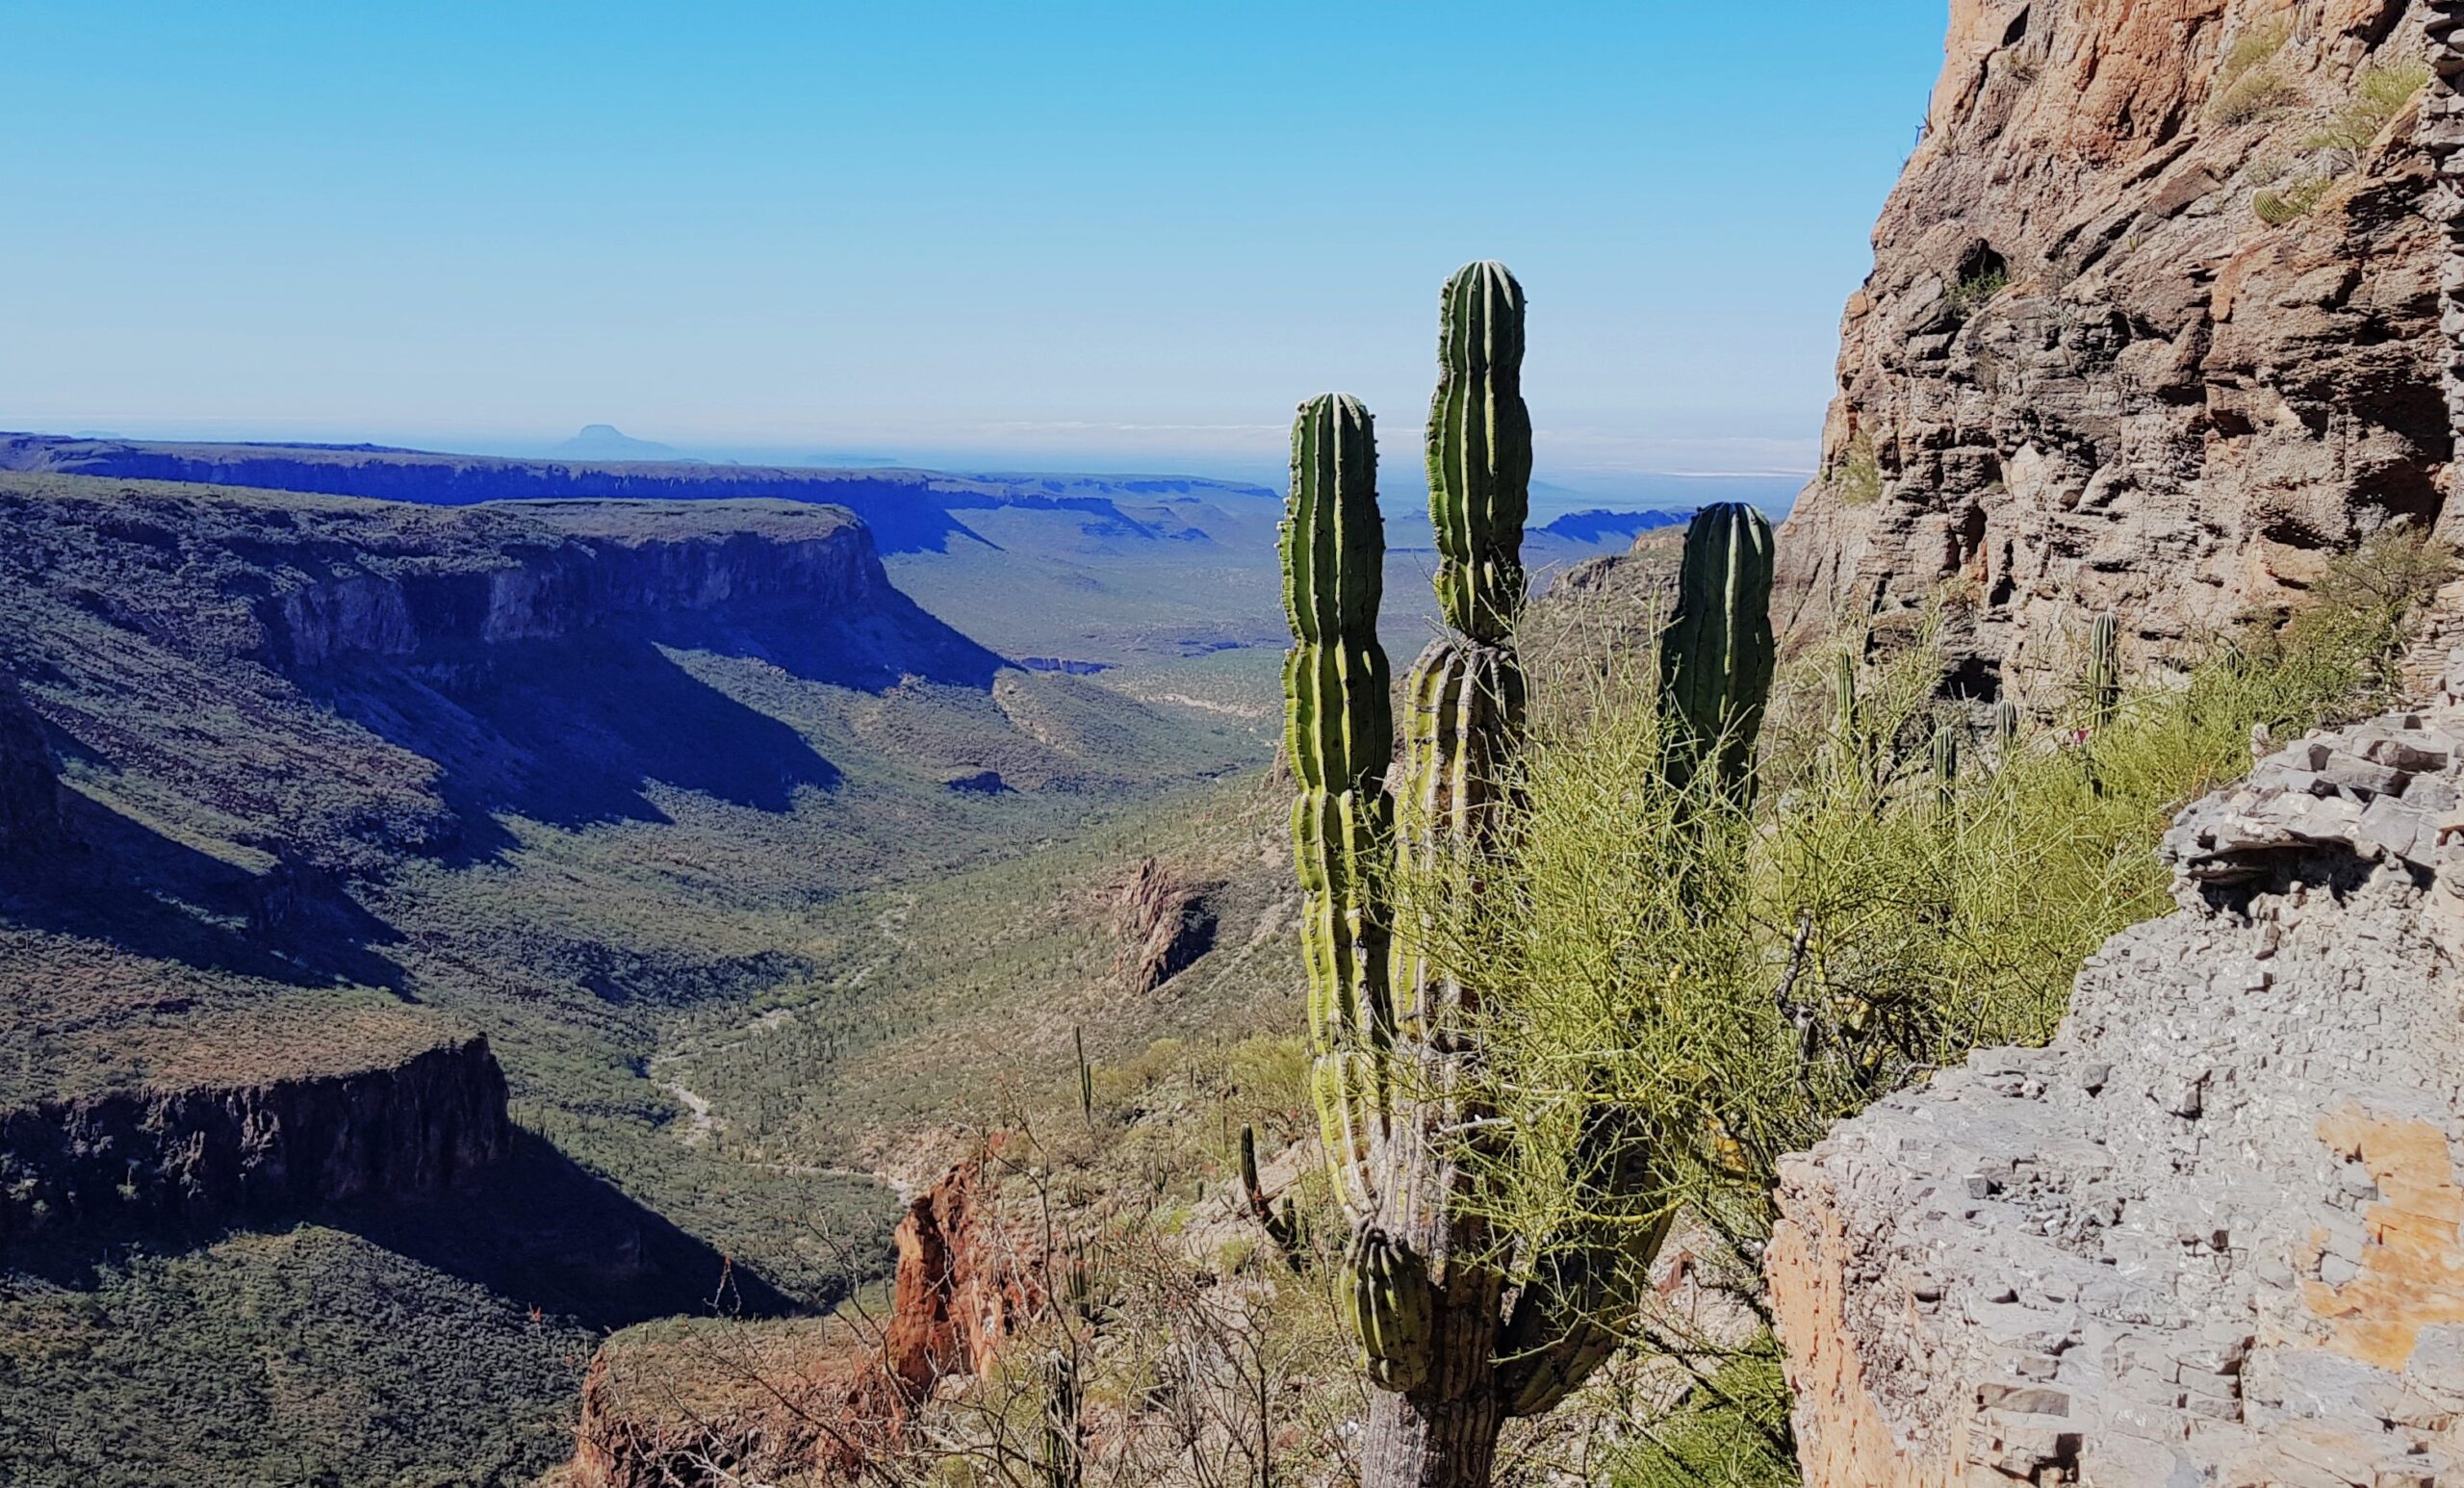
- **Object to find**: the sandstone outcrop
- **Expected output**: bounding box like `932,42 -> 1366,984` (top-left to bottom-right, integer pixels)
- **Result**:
569,1153 -> 1040,1488
1769,680 -> 2464,1484
0,1034 -> 511,1245
1778,0 -> 2450,704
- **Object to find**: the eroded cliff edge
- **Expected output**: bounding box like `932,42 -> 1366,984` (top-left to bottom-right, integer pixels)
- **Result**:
1777,0 -> 2449,702
1768,657 -> 2464,1485
0,1035 -> 510,1246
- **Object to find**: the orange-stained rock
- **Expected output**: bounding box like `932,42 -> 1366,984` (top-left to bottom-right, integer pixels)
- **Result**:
569,1150 -> 1042,1487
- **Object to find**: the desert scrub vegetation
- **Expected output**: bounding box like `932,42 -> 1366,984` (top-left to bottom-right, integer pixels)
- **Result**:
2307,58 -> 2430,157
1942,260 -> 2009,321
1829,431 -> 1881,507
1399,526 -> 2449,1473
2253,55 -> 2429,223
2208,20 -> 2294,124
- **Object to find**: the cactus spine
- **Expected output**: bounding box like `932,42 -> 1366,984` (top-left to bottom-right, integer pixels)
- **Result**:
2086,611 -> 2120,727
1282,393 -> 1397,1223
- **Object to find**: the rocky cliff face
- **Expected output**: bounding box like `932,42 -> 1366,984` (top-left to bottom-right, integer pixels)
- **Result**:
0,1035 -> 511,1245
267,502 -> 882,668
568,1154 -> 1039,1488
1108,855 -> 1219,995
1768,671 -> 2464,1484
1779,0 -> 2448,702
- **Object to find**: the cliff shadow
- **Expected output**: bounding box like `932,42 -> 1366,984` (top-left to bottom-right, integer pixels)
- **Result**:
630,587 -> 1008,694
312,630 -> 843,862
0,789 -> 409,994
0,1132 -> 800,1333
325,1131 -> 801,1328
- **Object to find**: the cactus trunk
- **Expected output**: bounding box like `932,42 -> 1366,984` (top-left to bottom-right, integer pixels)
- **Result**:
1038,1350 -> 1083,1488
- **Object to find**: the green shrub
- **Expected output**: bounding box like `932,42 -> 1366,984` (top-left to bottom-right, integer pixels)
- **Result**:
2308,60 -> 2430,155
1944,264 -> 2009,321
1421,529 -> 2449,1259
1833,432 -> 1882,507
2254,175 -> 2331,223
1612,1338 -> 1799,1488
2209,22 -> 2294,123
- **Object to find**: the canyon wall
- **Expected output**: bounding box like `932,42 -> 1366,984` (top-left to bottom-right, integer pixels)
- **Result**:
0,434 -> 1277,555
1778,0 -> 2449,703
0,1035 -> 511,1245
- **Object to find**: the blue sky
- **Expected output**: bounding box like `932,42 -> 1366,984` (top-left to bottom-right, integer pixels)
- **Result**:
3,3 -> 1947,484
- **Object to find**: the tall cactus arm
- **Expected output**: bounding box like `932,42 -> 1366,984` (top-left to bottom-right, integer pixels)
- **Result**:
1281,394 -> 1399,1227
1394,636 -> 1528,1041
1425,262 -> 1532,645
1656,502 -> 1779,798
1283,394 -> 1394,795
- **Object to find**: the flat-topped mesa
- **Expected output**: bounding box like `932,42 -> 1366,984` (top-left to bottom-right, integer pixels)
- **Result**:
1768,655 -> 2464,1486
1777,0 -> 2451,706
0,1035 -> 512,1247
269,501 -> 883,667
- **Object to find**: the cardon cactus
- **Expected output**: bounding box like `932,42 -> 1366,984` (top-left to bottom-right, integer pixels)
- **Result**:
1656,503 -> 1777,798
1279,265 -> 1781,1487
2086,611 -> 2120,727
1426,262 -> 1531,645
1037,1350 -> 1083,1488
1931,723 -> 1960,809
1337,1226 -> 1435,1393
1240,1122 -> 1303,1260
1993,698 -> 2021,751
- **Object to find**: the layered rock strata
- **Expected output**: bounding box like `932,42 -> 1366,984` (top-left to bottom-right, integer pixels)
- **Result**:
1778,0 -> 2449,704
1769,681 -> 2464,1484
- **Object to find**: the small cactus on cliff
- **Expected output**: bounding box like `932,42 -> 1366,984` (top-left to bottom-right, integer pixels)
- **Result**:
1931,722 -> 1960,809
2087,612 -> 2120,727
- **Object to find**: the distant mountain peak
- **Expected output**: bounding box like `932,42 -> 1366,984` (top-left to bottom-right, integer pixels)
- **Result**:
552,424 -> 680,461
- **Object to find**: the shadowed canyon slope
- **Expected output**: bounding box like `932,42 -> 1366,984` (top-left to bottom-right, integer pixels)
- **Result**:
0,471 -> 1267,1486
